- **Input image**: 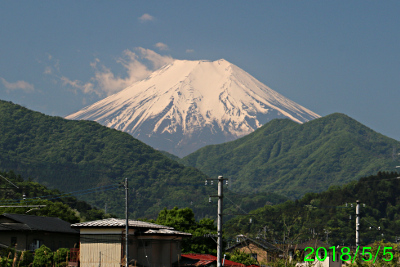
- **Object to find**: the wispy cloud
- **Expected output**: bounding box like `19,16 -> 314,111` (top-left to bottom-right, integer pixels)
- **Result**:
0,77 -> 34,93
138,13 -> 155,23
155,42 -> 169,51
43,53 -> 60,75
186,49 -> 195,53
61,76 -> 96,95
61,48 -> 173,96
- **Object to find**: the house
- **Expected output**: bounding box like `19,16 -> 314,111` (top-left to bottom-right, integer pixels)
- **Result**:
225,235 -> 282,265
174,253 -> 246,267
0,213 -> 79,251
70,218 -> 192,267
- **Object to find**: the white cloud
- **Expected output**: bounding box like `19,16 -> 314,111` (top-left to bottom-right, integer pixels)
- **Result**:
138,13 -> 155,22
61,48 -> 174,96
155,42 -> 169,51
0,77 -> 34,92
43,53 -> 60,75
61,76 -> 97,96
186,49 -> 195,53
136,47 -> 173,69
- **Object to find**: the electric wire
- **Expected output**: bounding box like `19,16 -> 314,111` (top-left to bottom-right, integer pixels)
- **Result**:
1,183 -> 119,202
0,184 -> 120,205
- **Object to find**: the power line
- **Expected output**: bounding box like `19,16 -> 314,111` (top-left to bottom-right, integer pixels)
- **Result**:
0,184 -> 120,205
0,174 -> 19,189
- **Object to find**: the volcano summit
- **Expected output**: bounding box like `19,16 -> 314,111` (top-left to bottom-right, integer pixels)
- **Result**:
66,59 -> 320,157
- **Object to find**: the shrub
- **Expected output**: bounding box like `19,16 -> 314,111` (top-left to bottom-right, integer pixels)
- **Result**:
53,248 -> 69,267
33,245 -> 53,267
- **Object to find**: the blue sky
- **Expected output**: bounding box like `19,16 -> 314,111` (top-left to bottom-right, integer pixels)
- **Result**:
1,1 -> 400,142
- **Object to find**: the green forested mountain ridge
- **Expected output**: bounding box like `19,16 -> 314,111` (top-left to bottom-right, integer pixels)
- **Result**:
0,100 -> 212,218
182,113 -> 400,198
226,171 -> 400,246
0,100 -> 284,219
0,171 -> 109,223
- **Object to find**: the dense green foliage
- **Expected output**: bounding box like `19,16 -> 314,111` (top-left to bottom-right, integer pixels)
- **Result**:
158,150 -> 182,163
0,248 -> 33,267
0,100 -> 216,218
225,249 -> 258,265
153,207 -> 218,254
0,100 -> 284,219
0,245 -> 70,267
0,171 -> 109,222
182,113 -> 400,198
53,248 -> 70,267
347,241 -> 400,267
32,245 -> 53,267
226,171 -> 400,247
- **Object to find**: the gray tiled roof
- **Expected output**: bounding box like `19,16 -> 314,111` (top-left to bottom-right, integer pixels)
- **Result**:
0,213 -> 78,234
143,228 -> 192,236
71,218 -> 174,229
226,236 -> 282,252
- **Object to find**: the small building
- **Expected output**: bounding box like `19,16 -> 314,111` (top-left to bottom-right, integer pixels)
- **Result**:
225,235 -> 282,265
70,218 -> 192,267
174,253 -> 246,267
0,213 -> 79,251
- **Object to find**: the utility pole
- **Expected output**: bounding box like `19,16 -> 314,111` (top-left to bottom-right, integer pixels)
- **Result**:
0,174 -> 43,210
125,178 -> 129,267
356,200 -> 360,248
206,176 -> 227,267
217,175 -> 223,267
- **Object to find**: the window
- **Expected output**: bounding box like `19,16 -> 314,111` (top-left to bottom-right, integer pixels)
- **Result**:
29,239 -> 42,251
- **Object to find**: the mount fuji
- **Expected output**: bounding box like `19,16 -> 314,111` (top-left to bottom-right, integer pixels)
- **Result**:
66,59 -> 320,157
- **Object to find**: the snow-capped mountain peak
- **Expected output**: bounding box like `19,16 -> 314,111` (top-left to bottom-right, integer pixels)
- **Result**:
66,59 -> 320,157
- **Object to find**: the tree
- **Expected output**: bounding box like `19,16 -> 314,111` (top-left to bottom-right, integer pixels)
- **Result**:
225,249 -> 258,266
154,207 -> 217,254
347,241 -> 400,267
53,248 -> 70,267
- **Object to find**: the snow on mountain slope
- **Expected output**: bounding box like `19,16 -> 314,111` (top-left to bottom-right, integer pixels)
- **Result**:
66,59 -> 320,157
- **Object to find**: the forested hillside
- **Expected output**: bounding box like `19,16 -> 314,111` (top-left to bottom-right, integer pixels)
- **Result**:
226,171 -> 400,246
0,100 -> 285,219
182,113 -> 400,198
0,171 -> 109,223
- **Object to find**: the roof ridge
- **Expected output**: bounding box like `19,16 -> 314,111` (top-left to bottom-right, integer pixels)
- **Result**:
71,218 -> 174,229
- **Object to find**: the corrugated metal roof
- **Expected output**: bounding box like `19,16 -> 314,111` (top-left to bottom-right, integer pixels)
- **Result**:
181,254 -> 246,267
71,218 -> 173,229
194,260 -> 214,266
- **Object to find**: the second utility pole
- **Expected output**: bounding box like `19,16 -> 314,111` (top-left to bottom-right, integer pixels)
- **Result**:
217,175 -> 223,267
356,200 -> 360,248
207,175 -> 227,267
125,178 -> 129,267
